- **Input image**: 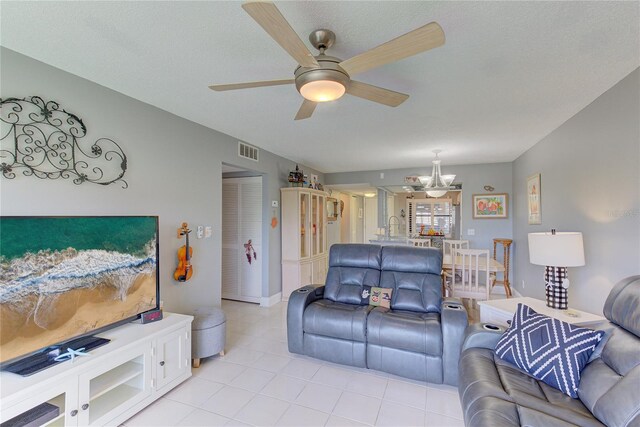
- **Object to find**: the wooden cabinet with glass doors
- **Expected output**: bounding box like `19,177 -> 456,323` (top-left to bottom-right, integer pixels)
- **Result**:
281,188 -> 328,301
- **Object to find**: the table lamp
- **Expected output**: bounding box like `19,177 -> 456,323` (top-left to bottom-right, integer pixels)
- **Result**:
528,230 -> 585,309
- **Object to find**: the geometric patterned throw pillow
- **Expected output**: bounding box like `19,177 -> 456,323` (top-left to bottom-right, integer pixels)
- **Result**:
495,304 -> 604,398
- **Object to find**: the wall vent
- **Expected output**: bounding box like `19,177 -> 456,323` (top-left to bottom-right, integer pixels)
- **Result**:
238,142 -> 259,162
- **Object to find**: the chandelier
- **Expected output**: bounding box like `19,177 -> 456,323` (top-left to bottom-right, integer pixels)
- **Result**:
419,150 -> 456,198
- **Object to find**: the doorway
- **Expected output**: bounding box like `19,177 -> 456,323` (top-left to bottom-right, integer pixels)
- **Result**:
221,174 -> 263,303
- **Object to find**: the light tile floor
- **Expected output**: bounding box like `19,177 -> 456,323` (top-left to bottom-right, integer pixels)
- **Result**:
124,300 -> 466,427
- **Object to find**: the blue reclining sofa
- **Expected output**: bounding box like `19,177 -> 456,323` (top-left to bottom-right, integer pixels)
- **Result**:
287,243 -> 469,385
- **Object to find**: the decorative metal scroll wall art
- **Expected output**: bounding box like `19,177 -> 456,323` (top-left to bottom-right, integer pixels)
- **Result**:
0,96 -> 128,188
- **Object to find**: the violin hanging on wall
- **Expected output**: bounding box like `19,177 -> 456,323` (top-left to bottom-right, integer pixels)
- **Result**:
174,222 -> 193,282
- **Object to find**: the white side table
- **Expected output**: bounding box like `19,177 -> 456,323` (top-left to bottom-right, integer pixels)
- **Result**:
478,297 -> 605,327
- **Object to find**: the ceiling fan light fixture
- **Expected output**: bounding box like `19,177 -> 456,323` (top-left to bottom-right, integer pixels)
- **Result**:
299,80 -> 346,102
211,3 -> 446,121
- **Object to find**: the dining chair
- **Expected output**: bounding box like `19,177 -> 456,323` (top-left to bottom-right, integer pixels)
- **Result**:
443,239 -> 470,259
442,239 -> 470,292
447,248 -> 494,303
409,238 -> 431,248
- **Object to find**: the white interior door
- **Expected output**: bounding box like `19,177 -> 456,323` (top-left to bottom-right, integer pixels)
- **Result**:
222,176 -> 262,303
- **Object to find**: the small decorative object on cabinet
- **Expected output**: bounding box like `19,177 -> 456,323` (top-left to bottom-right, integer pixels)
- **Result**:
281,187 -> 329,301
0,313 -> 192,427
288,165 -> 304,187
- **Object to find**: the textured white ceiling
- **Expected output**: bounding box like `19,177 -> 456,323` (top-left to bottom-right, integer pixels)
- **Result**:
1,1 -> 638,173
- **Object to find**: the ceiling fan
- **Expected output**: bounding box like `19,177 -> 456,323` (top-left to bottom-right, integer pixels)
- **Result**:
209,1 -> 445,120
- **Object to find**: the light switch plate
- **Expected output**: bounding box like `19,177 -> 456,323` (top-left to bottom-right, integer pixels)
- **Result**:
272,200 -> 279,207
467,229 -> 475,236
205,226 -> 212,238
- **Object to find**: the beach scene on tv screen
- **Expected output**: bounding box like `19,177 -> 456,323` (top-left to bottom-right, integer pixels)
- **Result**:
0,216 -> 157,364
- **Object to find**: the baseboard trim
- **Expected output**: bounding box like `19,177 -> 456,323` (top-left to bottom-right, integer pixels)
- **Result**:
261,292 -> 282,307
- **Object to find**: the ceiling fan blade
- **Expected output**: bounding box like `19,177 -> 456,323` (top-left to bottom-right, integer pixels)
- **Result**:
347,81 -> 409,107
208,79 -> 294,91
339,22 -> 445,76
242,2 -> 319,68
294,99 -> 317,120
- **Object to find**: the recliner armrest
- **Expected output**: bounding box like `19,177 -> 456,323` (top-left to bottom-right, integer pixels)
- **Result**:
441,297 -> 468,386
287,285 -> 325,354
442,297 -> 464,308
462,323 -> 507,352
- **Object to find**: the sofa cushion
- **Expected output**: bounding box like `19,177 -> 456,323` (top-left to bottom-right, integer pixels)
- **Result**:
495,304 -> 604,398
380,246 -> 442,275
578,276 -> 640,427
329,243 -> 382,270
459,348 -> 604,427
602,275 -> 640,337
380,246 -> 442,313
324,244 -> 382,305
303,299 -> 373,342
578,324 -> 640,427
367,307 -> 442,356
463,396 -> 521,427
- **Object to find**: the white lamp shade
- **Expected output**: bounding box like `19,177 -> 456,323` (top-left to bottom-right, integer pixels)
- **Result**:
528,232 -> 585,267
419,176 -> 433,186
441,174 -> 456,186
426,190 -> 447,198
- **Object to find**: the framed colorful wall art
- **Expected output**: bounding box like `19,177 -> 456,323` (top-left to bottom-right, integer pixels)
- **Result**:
527,173 -> 542,224
472,193 -> 508,219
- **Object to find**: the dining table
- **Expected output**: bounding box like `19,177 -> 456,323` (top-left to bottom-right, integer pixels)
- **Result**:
441,255 -> 505,272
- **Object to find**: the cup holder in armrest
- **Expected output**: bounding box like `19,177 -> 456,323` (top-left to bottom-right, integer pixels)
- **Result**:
297,288 -> 310,293
445,304 -> 463,310
482,323 -> 502,331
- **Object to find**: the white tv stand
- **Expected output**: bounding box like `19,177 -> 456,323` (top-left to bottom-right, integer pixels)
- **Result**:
0,312 -> 193,426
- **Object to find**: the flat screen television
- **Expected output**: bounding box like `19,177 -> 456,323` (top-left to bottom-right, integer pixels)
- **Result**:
0,216 -> 159,374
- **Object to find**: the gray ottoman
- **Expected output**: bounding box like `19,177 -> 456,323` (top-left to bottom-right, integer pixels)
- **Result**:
191,307 -> 226,368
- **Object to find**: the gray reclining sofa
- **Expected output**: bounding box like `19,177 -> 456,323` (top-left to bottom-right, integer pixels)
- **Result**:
287,243 -> 469,385
458,275 -> 640,427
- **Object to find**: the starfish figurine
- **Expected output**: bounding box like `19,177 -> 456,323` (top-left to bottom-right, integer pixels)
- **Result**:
54,347 -> 90,363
